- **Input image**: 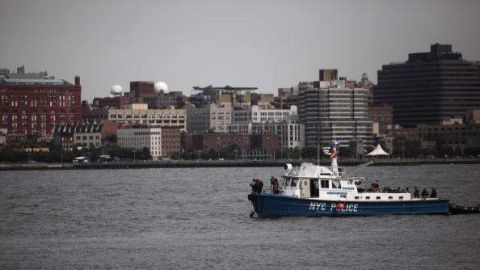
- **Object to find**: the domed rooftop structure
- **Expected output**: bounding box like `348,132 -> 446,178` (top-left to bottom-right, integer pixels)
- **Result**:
154,81 -> 168,94
111,84 -> 123,95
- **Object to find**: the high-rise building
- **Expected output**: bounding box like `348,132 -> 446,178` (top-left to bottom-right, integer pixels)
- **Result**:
298,70 -> 373,148
374,43 -> 480,127
357,73 -> 374,105
0,66 -> 81,139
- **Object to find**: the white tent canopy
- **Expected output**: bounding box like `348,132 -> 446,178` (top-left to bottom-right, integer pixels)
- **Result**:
366,144 -> 390,156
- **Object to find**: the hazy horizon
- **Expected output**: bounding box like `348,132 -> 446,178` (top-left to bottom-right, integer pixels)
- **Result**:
1,0 -> 480,101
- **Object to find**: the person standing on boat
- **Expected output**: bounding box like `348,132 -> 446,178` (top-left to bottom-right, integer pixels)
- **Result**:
414,187 -> 420,198
371,180 -> 380,191
250,179 -> 264,193
421,188 -> 429,199
430,187 -> 437,198
270,177 -> 279,194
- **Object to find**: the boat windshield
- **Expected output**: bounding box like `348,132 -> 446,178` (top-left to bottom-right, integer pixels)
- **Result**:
331,180 -> 341,189
291,178 -> 299,187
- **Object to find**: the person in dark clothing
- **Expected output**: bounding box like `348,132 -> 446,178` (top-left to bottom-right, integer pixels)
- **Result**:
421,188 -> 429,199
270,177 -> 279,194
430,187 -> 437,198
413,187 -> 420,198
371,180 -> 379,191
250,179 -> 264,193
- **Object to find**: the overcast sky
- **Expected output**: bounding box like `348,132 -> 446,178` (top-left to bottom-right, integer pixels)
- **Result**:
1,0 -> 479,101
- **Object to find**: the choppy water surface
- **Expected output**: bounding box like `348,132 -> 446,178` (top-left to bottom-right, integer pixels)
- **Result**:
1,165 -> 479,269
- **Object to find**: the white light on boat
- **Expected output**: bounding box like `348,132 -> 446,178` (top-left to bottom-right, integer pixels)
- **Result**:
284,163 -> 293,171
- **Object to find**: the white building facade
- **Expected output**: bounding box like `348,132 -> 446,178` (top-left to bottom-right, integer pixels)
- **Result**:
117,127 -> 162,160
232,105 -> 297,124
73,124 -> 102,149
229,105 -> 304,149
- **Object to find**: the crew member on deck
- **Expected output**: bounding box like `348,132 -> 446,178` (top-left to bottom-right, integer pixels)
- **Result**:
430,187 -> 437,198
371,180 -> 379,191
270,177 -> 279,194
250,179 -> 264,193
414,187 -> 420,198
421,188 -> 429,199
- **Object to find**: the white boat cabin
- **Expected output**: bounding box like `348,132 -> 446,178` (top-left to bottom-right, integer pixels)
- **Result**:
281,163 -> 412,202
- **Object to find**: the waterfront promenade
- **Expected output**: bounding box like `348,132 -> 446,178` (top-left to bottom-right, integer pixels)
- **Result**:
1,158 -> 480,171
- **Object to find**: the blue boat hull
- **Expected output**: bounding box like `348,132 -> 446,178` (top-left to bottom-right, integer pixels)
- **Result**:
248,193 -> 450,218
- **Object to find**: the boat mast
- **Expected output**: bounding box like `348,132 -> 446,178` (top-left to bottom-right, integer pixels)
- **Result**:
330,141 -> 339,176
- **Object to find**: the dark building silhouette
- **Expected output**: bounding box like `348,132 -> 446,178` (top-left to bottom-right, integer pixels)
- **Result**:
130,81 -> 155,98
92,96 -> 129,109
319,69 -> 338,81
374,43 -> 480,127
129,81 -> 186,109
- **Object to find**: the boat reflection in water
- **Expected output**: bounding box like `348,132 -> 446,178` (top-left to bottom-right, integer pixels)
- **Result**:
248,143 -> 450,218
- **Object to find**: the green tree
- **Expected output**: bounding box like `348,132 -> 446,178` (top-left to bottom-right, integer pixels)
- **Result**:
207,149 -> 218,160
171,152 -> 181,160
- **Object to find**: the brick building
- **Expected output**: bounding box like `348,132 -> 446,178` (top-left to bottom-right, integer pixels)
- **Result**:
160,127 -> 181,158
92,96 -> 129,109
0,66 -> 81,139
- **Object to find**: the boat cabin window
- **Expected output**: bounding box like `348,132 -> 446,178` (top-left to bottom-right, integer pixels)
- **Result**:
290,178 -> 299,187
331,180 -> 341,189
399,196 -> 404,200
355,196 -> 360,199
366,196 -> 370,200
310,179 -> 319,198
320,180 -> 329,188
376,196 -> 381,200
388,196 -> 393,200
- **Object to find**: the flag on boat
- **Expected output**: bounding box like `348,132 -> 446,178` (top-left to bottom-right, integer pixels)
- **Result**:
330,149 -> 337,159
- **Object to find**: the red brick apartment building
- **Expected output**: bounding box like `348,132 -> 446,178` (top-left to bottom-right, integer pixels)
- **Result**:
0,67 -> 81,139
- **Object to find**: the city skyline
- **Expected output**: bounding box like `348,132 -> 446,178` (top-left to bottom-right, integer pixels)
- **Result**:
1,0 -> 480,101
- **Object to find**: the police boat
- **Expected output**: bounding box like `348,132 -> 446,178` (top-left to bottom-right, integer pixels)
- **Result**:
248,144 -> 450,218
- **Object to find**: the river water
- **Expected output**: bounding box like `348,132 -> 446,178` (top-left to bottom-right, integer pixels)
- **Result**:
1,165 -> 479,269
